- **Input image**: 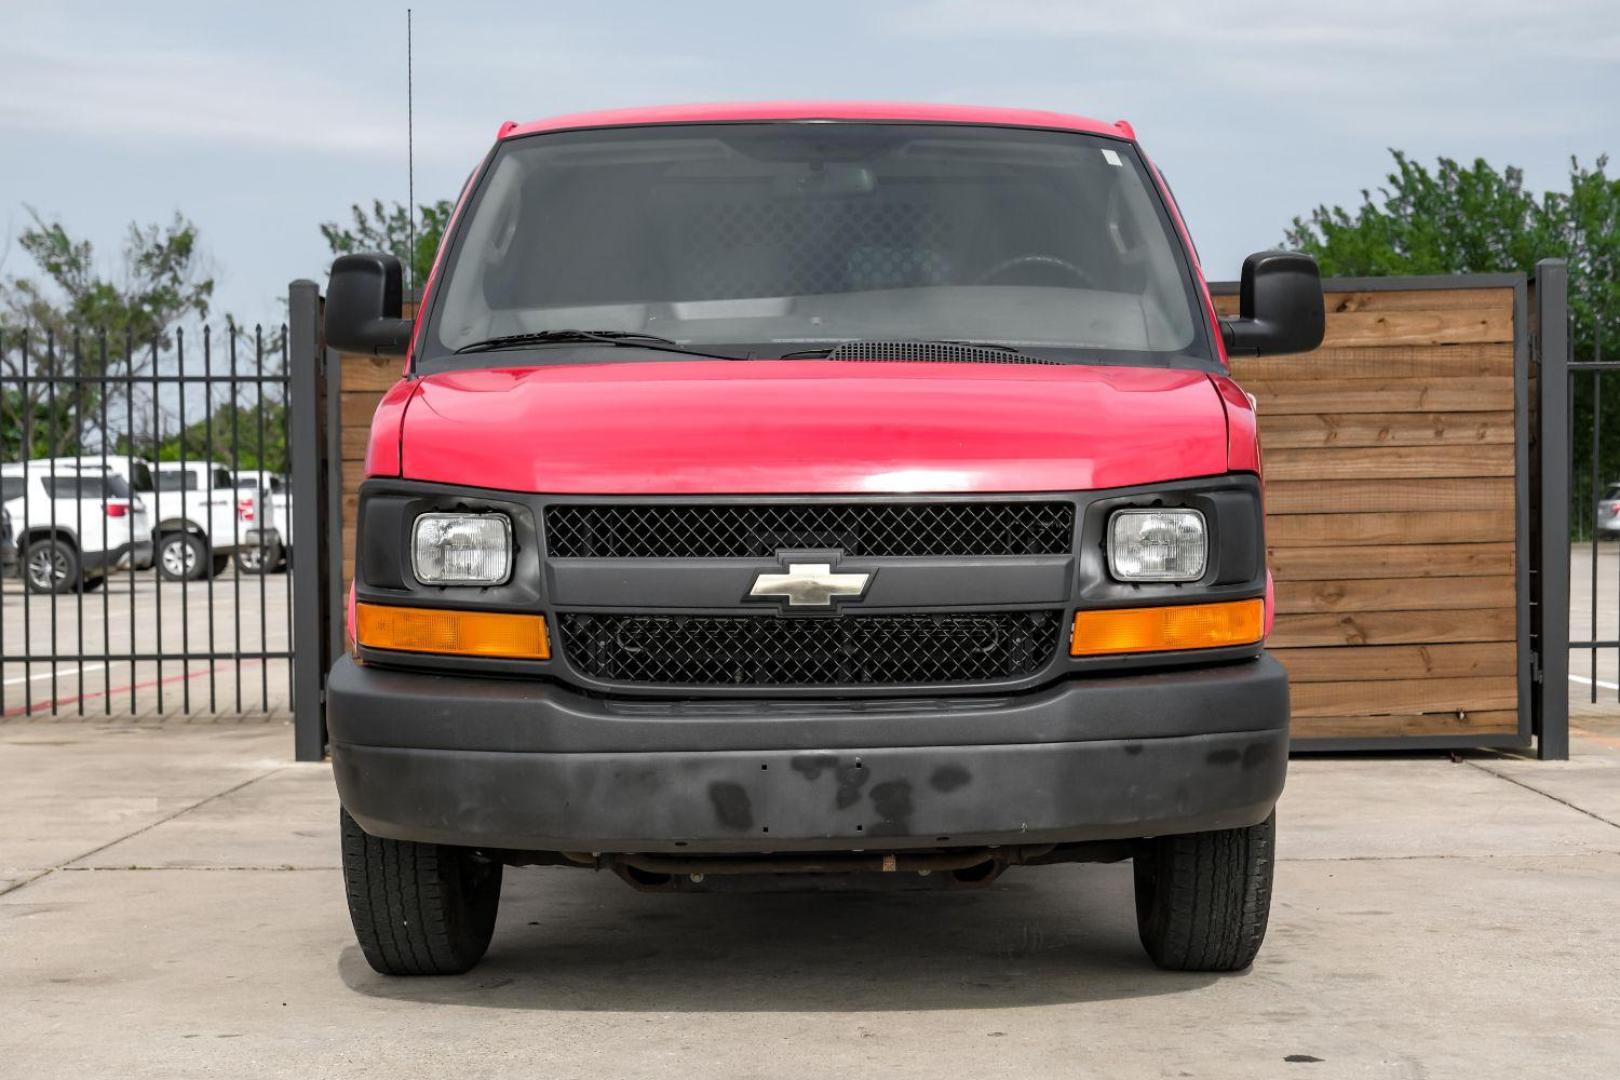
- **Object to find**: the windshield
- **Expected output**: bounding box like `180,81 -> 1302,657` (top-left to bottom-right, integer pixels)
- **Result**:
422,123 -> 1210,370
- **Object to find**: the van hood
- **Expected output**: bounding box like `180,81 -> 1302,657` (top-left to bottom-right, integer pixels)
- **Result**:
397,360 -> 1230,494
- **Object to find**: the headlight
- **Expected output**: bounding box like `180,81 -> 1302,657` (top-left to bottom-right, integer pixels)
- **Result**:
1108,508 -> 1207,582
411,513 -> 513,585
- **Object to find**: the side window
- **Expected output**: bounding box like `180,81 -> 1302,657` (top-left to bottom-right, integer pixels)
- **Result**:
43,476 -> 112,498
0,477 -> 26,502
154,471 -> 198,492
131,462 -> 154,493
212,468 -> 235,490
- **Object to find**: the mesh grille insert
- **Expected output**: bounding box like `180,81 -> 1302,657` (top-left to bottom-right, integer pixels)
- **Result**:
825,341 -> 1059,365
545,502 -> 1074,559
559,611 -> 1063,687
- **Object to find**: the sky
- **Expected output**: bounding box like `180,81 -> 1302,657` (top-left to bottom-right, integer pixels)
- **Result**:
1,0 -> 1616,326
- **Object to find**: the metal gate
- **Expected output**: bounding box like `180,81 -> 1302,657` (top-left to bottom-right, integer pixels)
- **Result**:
1533,257 -> 1616,754
0,311 -> 308,734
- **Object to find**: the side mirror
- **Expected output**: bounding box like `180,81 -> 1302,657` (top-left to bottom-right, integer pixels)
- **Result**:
325,253 -> 412,356
1221,251 -> 1325,356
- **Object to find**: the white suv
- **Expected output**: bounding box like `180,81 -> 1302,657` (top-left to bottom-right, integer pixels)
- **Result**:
1,459 -> 154,594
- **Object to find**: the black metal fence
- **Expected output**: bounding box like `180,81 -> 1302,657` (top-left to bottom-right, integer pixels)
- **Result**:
0,323 -> 297,719
1558,267 -> 1620,713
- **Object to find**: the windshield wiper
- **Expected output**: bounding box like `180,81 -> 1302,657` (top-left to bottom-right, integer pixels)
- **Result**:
453,330 -> 748,361
779,339 -> 1028,360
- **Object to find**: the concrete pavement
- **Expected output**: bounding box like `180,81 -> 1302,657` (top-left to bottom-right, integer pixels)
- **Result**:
3,721 -> 1619,1079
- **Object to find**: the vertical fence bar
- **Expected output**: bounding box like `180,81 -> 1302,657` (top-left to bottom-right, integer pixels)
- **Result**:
150,335 -> 163,713
256,326 -> 270,712
99,332 -> 111,714
230,330 -> 243,712
1533,259 -> 1571,760
1589,368 -> 1600,701
203,327 -> 217,713
289,281 -> 329,760
21,331 -> 33,716
72,332 -> 84,714
46,332 -> 58,715
177,329 -> 191,714
124,332 -> 137,712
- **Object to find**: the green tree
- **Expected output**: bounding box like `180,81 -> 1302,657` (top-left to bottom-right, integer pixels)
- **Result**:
1,209 -> 216,459
320,198 -> 453,289
149,399 -> 289,475
1286,151 -> 1616,361
1286,151 -> 1620,532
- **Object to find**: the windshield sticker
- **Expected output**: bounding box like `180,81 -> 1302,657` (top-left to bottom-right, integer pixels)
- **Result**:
1101,148 -> 1123,167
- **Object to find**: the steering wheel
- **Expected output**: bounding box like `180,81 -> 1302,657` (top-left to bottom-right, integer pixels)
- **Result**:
976,254 -> 1094,288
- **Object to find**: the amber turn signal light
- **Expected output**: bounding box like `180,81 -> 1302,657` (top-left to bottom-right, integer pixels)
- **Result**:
1071,598 -> 1264,656
355,603 -> 550,660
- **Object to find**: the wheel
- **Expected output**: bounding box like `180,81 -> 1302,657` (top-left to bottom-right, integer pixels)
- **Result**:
1133,812 -> 1275,972
23,538 -> 81,594
234,540 -> 283,575
340,807 -> 502,976
210,553 -> 231,577
156,532 -> 209,582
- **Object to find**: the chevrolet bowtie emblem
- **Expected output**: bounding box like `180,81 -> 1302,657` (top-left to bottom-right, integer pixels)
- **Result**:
748,562 -> 872,607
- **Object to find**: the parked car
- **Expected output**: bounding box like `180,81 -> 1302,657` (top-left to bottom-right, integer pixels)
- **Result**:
323,102 -> 1323,977
1,459 -> 153,594
1598,484 -> 1620,539
125,460 -> 273,581
231,470 -> 290,573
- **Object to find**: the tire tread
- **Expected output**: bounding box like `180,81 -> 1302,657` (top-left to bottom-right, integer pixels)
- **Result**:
1135,813 -> 1274,972
340,808 -> 500,976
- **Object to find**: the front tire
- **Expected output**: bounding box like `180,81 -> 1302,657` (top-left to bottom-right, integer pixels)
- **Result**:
24,538 -> 81,594
234,540 -> 283,575
340,808 -> 502,976
156,532 -> 209,582
1133,812 -> 1275,972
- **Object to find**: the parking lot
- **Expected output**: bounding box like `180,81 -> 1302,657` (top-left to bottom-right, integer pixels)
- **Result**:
1,572 -> 291,719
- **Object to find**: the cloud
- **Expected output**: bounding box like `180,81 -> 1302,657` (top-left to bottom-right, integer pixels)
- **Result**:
887,0 -> 1620,56
0,43 -> 468,160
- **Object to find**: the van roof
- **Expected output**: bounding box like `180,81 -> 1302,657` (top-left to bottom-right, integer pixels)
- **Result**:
500,101 -> 1130,143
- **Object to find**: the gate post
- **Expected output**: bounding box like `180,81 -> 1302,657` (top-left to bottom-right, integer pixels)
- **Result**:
1532,259 -> 1570,761
289,280 -> 331,761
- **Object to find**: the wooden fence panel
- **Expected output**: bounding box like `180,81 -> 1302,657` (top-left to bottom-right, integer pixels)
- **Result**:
1221,280 -> 1523,743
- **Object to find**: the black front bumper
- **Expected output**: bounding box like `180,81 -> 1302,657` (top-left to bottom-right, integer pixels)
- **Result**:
328,654 -> 1289,853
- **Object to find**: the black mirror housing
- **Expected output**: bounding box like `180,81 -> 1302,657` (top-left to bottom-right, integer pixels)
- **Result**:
1221,251 -> 1325,357
325,253 -> 412,356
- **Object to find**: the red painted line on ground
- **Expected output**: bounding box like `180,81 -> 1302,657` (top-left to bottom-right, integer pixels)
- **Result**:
3,659 -> 265,717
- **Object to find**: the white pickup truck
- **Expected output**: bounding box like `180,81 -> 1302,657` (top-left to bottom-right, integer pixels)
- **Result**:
232,470 -> 290,574
126,460 -> 276,581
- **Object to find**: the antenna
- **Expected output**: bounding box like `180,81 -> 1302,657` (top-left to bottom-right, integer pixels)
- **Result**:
407,7 -> 415,292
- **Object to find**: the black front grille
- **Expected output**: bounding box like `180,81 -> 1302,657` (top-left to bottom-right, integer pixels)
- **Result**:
545,502 -> 1074,559
558,610 -> 1063,687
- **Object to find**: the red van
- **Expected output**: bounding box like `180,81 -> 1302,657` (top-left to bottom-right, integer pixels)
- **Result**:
323,102 -> 1323,976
